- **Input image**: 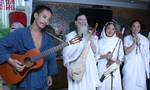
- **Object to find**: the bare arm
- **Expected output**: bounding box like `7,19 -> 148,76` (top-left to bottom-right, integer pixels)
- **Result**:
124,42 -> 136,55
89,35 -> 98,54
124,34 -> 140,55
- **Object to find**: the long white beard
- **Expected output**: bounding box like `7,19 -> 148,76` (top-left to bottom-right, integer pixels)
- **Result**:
78,26 -> 88,37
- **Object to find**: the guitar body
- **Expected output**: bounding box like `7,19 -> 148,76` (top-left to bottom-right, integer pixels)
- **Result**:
70,59 -> 86,81
0,48 -> 44,84
0,36 -> 81,85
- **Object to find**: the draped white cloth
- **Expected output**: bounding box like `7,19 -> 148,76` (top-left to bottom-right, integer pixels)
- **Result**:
122,34 -> 150,90
96,26 -> 124,90
63,31 -> 100,90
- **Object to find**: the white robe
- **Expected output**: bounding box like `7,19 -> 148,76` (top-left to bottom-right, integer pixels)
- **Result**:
96,25 -> 124,90
63,31 -> 100,90
122,34 -> 150,90
96,36 -> 124,90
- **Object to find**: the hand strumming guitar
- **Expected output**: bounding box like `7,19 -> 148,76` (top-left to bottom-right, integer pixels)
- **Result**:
7,57 -> 25,72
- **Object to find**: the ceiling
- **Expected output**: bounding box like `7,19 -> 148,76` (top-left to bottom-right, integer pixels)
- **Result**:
111,0 -> 150,9
111,0 -> 150,4
110,0 -> 150,8
33,0 -> 150,10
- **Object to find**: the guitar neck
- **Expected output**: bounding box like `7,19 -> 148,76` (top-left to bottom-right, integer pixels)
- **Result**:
31,42 -> 68,61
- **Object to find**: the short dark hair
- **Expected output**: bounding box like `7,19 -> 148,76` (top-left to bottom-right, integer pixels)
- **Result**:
74,13 -> 86,21
30,5 -> 53,24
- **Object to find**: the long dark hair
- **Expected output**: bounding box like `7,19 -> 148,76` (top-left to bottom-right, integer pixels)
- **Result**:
129,19 -> 141,34
73,13 -> 87,33
74,13 -> 86,21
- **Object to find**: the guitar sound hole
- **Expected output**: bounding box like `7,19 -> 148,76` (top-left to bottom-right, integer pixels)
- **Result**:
24,57 -> 32,65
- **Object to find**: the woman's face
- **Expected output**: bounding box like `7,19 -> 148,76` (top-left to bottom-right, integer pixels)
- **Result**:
131,21 -> 141,35
105,24 -> 116,37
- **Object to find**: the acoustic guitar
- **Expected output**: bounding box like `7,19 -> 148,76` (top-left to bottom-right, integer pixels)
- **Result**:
0,36 -> 80,85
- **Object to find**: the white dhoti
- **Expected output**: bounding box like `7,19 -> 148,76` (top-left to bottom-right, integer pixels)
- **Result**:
63,31 -> 100,90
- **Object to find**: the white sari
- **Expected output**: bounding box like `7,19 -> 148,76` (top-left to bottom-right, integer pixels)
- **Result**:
123,34 -> 150,90
63,31 -> 100,90
96,27 -> 124,90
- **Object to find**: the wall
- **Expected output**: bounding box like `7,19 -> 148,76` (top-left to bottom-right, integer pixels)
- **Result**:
112,8 -> 150,35
40,3 -> 150,37
48,4 -> 80,35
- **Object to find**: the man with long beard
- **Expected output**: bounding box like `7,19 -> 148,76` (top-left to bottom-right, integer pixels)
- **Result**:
63,13 -> 100,90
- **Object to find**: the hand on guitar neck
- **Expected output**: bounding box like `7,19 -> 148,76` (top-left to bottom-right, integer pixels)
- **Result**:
106,59 -> 114,68
106,52 -> 121,67
106,52 -> 114,67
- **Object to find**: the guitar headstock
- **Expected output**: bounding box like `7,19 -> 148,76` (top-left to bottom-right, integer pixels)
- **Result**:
68,36 -> 82,45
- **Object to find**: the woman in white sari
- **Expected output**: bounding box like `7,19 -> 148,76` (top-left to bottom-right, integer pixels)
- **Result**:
96,21 -> 124,90
122,20 -> 150,90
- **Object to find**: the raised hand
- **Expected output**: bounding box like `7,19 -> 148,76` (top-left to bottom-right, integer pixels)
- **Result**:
133,35 -> 140,46
136,36 -> 140,46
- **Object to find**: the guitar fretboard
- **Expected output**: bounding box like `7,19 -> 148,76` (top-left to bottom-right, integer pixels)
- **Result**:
31,42 -> 68,62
